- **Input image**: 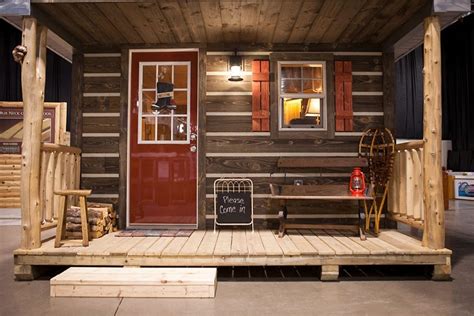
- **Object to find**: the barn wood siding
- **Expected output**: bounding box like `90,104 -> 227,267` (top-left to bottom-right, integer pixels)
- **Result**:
205,52 -> 384,227
80,54 -> 121,208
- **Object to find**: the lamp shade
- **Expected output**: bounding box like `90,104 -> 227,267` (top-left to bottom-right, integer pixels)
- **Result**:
305,98 -> 321,116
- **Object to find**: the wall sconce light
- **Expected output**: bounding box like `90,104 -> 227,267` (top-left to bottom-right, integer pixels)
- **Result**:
228,50 -> 243,82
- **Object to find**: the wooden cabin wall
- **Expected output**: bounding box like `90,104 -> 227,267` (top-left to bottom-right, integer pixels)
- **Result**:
80,53 -> 121,209
204,52 -> 385,228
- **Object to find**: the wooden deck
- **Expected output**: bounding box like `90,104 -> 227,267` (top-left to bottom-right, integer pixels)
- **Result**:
14,229 -> 452,281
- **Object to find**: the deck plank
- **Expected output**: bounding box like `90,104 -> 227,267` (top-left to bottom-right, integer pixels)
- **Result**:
213,230 -> 232,256
161,237 -> 188,257
382,230 -> 451,255
77,233 -> 118,256
258,230 -> 283,256
287,230 -> 318,255
273,232 -> 300,256
299,230 -> 334,255
326,230 -> 370,255
109,237 -> 145,256
179,231 -> 206,256
196,231 -> 219,256
80,233 -> 123,256
127,237 -> 160,256
245,230 -> 266,256
231,229 -> 248,256
365,234 -> 404,254
340,231 -> 388,255
145,237 -> 174,256
375,233 -> 424,254
313,230 -> 353,255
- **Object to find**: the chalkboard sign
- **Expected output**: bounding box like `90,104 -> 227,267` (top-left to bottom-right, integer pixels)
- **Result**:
213,178 -> 254,231
216,192 -> 252,224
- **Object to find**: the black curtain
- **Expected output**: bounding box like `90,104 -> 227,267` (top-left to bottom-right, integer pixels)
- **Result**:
442,14 -> 474,171
0,19 -> 22,101
0,19 -> 72,126
395,46 -> 424,139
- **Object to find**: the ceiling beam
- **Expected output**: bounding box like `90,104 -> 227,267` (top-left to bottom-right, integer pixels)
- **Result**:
30,4 -> 82,49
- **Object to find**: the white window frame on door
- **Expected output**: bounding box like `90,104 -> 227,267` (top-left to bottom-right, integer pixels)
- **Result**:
138,61 -> 191,145
126,48 -> 200,229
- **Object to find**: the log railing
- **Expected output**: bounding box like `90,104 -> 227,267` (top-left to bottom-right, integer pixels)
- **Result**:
387,140 -> 424,230
39,143 -> 81,231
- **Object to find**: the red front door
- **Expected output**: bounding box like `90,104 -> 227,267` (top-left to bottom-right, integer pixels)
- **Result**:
129,50 -> 198,226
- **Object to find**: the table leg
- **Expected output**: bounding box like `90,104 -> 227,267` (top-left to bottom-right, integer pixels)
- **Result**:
358,201 -> 367,240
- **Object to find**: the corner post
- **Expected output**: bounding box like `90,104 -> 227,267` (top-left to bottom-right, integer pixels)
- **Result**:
422,15 -> 444,249
20,17 -> 47,249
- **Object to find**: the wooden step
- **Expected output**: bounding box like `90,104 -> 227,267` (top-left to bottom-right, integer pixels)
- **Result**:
50,267 -> 217,298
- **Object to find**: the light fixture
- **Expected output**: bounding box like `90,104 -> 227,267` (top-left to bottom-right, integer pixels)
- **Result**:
306,98 -> 321,125
305,98 -> 321,117
228,50 -> 243,81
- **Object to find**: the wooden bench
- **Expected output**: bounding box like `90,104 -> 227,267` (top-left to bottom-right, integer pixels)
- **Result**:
270,157 -> 373,240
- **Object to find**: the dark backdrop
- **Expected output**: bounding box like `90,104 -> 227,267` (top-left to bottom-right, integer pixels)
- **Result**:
395,13 -> 474,171
0,19 -> 72,127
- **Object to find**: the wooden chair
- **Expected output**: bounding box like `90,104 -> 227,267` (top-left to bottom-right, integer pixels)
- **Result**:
54,189 -> 92,248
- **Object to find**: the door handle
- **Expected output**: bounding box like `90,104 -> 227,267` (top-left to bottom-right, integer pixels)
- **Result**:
190,145 -> 197,153
190,133 -> 197,141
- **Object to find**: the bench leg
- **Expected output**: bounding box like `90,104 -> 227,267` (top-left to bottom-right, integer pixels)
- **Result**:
358,201 -> 367,240
321,265 -> 339,281
278,205 -> 288,238
54,196 -> 67,248
79,196 -> 90,247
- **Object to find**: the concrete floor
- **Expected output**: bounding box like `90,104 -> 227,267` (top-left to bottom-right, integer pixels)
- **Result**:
1,200 -> 474,316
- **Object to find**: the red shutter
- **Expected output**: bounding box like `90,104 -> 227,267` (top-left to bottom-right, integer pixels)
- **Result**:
252,60 -> 270,132
335,61 -> 353,131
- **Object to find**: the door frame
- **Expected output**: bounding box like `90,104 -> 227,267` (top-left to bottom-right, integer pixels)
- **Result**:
126,48 -> 200,229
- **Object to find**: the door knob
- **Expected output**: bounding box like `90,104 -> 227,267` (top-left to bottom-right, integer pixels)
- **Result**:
190,133 -> 197,141
190,145 -> 197,152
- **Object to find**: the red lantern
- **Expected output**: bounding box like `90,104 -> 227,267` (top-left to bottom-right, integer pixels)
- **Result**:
349,167 -> 366,196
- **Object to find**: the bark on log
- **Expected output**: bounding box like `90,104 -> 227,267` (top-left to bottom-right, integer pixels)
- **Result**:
422,16 -> 445,249
20,18 -> 47,249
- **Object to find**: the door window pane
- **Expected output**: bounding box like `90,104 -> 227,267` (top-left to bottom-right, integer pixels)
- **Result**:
173,117 -> 187,141
142,65 -> 156,89
158,65 -> 172,83
142,91 -> 156,113
142,117 -> 155,141
157,117 -> 171,141
174,91 -> 187,114
174,65 -> 188,89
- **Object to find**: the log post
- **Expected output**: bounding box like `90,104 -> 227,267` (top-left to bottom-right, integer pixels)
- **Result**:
19,17 -> 48,249
422,16 -> 444,249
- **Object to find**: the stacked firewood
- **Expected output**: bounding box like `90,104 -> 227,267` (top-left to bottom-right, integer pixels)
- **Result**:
66,202 -> 117,239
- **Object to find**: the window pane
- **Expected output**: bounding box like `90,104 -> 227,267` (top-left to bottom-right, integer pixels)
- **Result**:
174,65 -> 188,89
158,65 -> 172,83
173,117 -> 187,141
142,65 -> 156,89
142,91 -> 156,113
302,65 -> 323,79
173,91 -> 187,114
157,117 -> 171,141
303,79 -> 323,93
281,79 -> 301,93
141,117 -> 155,141
282,98 -> 322,128
281,66 -> 301,79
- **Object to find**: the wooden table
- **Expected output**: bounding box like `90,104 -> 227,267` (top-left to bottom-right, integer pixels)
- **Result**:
270,184 -> 373,240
